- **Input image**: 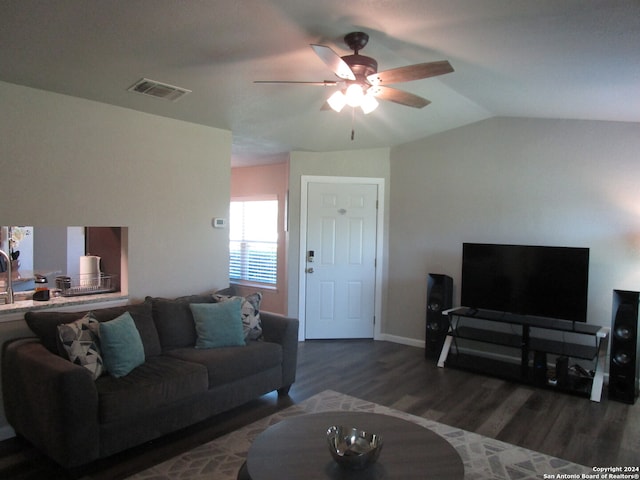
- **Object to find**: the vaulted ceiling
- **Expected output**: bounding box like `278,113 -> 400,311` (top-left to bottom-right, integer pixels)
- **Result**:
1,1 -> 638,165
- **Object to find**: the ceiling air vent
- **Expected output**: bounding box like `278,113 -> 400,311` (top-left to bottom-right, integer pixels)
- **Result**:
128,78 -> 191,101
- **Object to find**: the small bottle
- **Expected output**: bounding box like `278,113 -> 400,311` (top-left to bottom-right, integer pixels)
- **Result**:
33,275 -> 50,301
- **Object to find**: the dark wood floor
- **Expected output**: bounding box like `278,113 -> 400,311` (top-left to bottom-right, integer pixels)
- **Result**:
1,340 -> 638,479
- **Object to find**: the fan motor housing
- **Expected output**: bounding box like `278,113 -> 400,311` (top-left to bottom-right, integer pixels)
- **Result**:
342,54 -> 378,78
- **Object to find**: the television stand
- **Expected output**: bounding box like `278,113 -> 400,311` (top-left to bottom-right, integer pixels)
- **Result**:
437,307 -> 610,402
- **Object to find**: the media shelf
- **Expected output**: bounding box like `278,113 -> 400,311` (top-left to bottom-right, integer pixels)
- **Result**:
446,352 -> 523,382
438,308 -> 610,401
454,326 -> 599,359
446,353 -> 595,397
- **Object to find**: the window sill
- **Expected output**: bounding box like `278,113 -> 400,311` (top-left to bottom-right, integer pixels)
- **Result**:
230,281 -> 278,292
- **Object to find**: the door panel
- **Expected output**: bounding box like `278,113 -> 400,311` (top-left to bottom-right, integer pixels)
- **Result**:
320,218 -> 336,265
305,182 -> 378,339
348,218 -> 364,264
347,282 -> 363,318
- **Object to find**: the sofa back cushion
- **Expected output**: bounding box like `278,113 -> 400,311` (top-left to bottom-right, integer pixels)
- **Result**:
147,294 -> 216,351
25,299 -> 162,357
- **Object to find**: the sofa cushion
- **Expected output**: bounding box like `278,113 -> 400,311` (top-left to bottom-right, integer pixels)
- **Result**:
27,311 -> 92,354
25,299 -> 161,357
100,312 -> 145,378
95,356 -> 208,423
213,292 -> 263,341
57,313 -> 104,380
148,294 -> 216,351
190,300 -> 246,349
164,341 -> 282,388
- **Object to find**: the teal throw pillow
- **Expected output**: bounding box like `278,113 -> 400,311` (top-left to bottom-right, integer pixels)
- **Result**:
99,311 -> 145,378
190,299 -> 246,349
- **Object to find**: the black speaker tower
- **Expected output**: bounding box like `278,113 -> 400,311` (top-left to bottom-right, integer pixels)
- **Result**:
609,290 -> 640,404
425,274 -> 453,360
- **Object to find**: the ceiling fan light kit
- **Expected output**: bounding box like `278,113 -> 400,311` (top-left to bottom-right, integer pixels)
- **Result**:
256,31 -> 453,133
359,92 -> 379,114
327,90 -> 347,112
328,84 -> 380,114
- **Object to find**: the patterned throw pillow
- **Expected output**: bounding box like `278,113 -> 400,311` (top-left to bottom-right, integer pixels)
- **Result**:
57,313 -> 103,380
213,292 -> 263,341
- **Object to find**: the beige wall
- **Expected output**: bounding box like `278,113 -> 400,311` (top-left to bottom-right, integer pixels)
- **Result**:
230,162 -> 289,313
287,149 -> 391,334
388,117 -> 640,342
0,81 -> 232,299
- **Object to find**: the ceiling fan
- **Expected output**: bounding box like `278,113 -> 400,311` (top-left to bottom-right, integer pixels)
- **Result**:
255,31 -> 454,114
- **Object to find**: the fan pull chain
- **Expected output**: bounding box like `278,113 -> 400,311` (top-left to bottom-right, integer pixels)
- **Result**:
351,107 -> 356,141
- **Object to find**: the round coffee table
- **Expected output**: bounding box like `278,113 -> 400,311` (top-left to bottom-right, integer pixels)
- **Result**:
238,411 -> 464,480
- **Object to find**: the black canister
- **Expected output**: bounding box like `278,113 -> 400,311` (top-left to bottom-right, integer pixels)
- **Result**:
55,275 -> 71,290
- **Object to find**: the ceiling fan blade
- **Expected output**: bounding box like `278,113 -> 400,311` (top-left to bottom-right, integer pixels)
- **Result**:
367,60 -> 453,85
370,86 -> 431,108
311,44 -> 356,81
254,80 -> 338,86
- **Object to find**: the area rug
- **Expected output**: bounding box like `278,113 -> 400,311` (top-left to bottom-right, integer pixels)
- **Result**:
126,389 -> 591,480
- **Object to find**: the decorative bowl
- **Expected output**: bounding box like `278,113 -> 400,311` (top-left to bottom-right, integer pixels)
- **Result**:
326,425 -> 383,470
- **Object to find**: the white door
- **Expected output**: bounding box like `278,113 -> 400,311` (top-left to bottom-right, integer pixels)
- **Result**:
304,182 -> 378,339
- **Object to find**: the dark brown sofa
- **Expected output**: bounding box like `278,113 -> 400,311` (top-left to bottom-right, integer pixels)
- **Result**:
2,293 -> 298,468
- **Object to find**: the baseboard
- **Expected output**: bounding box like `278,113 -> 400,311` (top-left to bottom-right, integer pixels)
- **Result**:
378,333 -> 425,349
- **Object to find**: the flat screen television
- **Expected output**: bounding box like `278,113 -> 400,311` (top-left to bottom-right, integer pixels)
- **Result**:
461,243 -> 590,322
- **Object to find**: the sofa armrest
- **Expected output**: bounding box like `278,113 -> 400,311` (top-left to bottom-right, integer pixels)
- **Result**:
260,312 -> 299,389
2,338 -> 100,467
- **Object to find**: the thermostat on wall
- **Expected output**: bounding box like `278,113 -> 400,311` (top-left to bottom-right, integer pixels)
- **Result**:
212,218 -> 226,228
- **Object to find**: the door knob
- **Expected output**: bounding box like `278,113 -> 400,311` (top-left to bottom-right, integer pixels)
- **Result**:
306,267 -> 314,274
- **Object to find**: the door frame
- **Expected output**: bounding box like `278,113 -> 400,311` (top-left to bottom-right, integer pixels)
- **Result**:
298,175 -> 385,341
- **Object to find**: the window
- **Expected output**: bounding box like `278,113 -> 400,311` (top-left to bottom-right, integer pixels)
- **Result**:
229,198 -> 278,285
